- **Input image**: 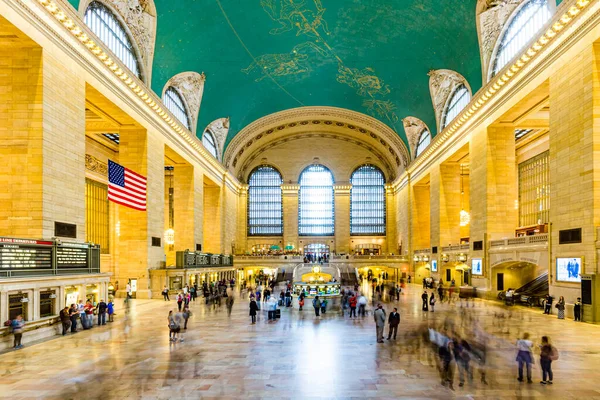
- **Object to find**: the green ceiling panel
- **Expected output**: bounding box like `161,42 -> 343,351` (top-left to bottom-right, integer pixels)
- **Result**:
68,0 -> 489,149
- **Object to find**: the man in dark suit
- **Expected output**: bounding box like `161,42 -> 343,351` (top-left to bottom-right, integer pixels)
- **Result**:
387,307 -> 400,340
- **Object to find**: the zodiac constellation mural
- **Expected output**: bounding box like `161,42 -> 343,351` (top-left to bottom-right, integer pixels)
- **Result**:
243,0 -> 400,129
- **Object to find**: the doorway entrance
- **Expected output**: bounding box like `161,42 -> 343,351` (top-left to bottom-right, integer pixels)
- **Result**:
303,243 -> 330,262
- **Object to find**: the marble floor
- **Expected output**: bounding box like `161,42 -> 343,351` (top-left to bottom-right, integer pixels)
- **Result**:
1,284 -> 599,400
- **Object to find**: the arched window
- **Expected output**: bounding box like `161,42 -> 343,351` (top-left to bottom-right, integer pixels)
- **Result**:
441,85 -> 471,130
163,87 -> 191,130
415,130 -> 431,157
202,130 -> 219,159
350,165 -> 386,235
299,164 -> 334,236
84,1 -> 141,79
248,166 -> 283,236
491,0 -> 551,78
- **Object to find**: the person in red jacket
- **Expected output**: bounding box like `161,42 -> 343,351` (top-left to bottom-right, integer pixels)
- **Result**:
349,294 -> 358,318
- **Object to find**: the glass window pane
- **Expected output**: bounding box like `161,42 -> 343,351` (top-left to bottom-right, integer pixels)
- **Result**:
299,165 -> 334,236
350,165 -> 386,235
518,151 -> 550,226
441,85 -> 471,130
415,131 -> 431,157
202,131 -> 219,159
491,0 -> 551,78
84,1 -> 141,79
85,179 -> 109,254
248,166 -> 283,236
164,87 -> 191,130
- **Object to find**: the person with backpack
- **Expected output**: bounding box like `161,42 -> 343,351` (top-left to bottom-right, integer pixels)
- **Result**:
313,296 -> 322,317
539,336 -> 558,384
107,300 -> 115,322
11,315 -> 25,349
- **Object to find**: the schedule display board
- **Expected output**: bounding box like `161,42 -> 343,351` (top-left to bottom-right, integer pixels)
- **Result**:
56,243 -> 88,268
0,237 -> 53,269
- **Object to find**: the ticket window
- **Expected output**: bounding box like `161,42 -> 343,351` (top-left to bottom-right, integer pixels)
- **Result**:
65,287 -> 80,307
40,290 -> 57,318
170,276 -> 183,291
9,293 -> 28,321
86,284 -> 99,305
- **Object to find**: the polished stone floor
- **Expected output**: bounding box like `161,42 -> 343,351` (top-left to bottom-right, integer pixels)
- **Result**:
1,284 -> 600,400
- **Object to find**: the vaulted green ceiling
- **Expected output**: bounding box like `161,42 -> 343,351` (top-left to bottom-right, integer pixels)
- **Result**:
68,0 -> 485,149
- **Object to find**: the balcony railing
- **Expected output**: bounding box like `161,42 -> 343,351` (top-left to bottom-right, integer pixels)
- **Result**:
489,233 -> 549,248
175,251 -> 233,268
441,244 -> 470,252
234,255 -> 303,261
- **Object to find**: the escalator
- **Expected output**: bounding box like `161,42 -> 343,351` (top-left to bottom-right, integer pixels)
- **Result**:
513,272 -> 549,307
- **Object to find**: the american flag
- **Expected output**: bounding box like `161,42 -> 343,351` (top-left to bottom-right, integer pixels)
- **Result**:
108,160 -> 147,211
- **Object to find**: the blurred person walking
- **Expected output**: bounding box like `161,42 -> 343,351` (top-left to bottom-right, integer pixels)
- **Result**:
349,293 -> 357,318
162,286 -> 170,301
107,300 -> 115,322
11,315 -> 25,349
422,291 -> 429,312
516,332 -> 534,383
313,296 -> 322,317
249,296 -> 259,324
358,293 -> 367,317
430,292 -> 436,312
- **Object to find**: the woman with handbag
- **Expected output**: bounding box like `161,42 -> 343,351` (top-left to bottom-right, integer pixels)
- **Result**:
539,336 -> 558,384
556,296 -> 566,319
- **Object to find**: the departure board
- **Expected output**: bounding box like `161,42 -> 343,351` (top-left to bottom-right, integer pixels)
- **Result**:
185,251 -> 196,266
0,241 -> 53,269
56,244 -> 88,268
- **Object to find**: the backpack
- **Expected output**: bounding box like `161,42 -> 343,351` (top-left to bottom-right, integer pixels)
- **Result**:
550,346 -> 559,361
3,319 -> 12,327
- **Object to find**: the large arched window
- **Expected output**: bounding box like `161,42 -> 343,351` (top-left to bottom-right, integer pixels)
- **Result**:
84,1 -> 141,79
491,0 -> 551,78
163,87 -> 191,130
202,130 -> 219,159
248,166 -> 283,236
441,85 -> 471,130
415,130 -> 431,157
299,164 -> 334,236
350,165 -> 386,235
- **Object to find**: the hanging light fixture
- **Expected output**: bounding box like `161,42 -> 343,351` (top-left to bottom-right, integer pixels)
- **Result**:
460,164 -> 470,227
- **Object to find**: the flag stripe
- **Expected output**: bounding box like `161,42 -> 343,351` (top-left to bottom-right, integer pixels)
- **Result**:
108,160 -> 147,212
108,186 -> 146,204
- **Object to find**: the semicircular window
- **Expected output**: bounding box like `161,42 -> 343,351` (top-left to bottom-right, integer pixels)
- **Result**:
299,164 -> 334,236
415,130 -> 431,157
163,87 -> 191,130
491,0 -> 551,78
441,85 -> 471,130
350,165 -> 386,236
202,130 -> 219,159
84,1 -> 141,79
248,166 -> 283,236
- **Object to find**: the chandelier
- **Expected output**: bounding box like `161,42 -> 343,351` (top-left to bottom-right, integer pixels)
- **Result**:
460,210 -> 470,227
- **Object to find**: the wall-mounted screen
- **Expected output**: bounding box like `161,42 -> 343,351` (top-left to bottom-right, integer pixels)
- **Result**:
431,260 -> 438,272
556,257 -> 582,282
471,258 -> 483,275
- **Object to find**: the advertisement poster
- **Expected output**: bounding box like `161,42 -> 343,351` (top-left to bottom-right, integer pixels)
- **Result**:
471,258 -> 483,275
556,257 -> 581,282
431,260 -> 438,272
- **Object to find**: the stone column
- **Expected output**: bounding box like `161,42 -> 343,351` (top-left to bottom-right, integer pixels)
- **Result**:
411,184 -> 430,250
237,186 -> 248,253
282,184 -> 300,252
385,186 -> 396,254
32,288 -> 40,321
117,128 -> 165,299
439,163 -> 462,246
334,184 -> 351,254
203,184 -> 222,254
172,165 -> 196,262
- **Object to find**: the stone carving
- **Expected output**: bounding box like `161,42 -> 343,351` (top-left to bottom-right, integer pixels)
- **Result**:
402,117 -> 430,159
477,0 -> 522,81
164,72 -> 206,134
428,69 -> 470,132
81,0 -> 157,82
205,118 -> 230,158
85,154 -> 108,175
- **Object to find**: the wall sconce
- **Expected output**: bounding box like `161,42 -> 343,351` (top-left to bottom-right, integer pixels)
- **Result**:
457,254 -> 467,262
422,255 -> 430,262
413,255 -> 421,262
441,254 -> 450,263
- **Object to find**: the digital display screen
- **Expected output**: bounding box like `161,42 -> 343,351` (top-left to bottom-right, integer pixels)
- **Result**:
56,246 -> 88,268
556,257 -> 582,282
0,243 -> 53,269
471,258 -> 483,275
431,260 -> 438,272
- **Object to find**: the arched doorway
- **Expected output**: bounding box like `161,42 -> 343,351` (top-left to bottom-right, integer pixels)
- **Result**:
303,243 -> 330,262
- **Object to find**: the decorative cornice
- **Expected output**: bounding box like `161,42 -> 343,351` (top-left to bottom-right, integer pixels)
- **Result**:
85,154 -> 107,175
